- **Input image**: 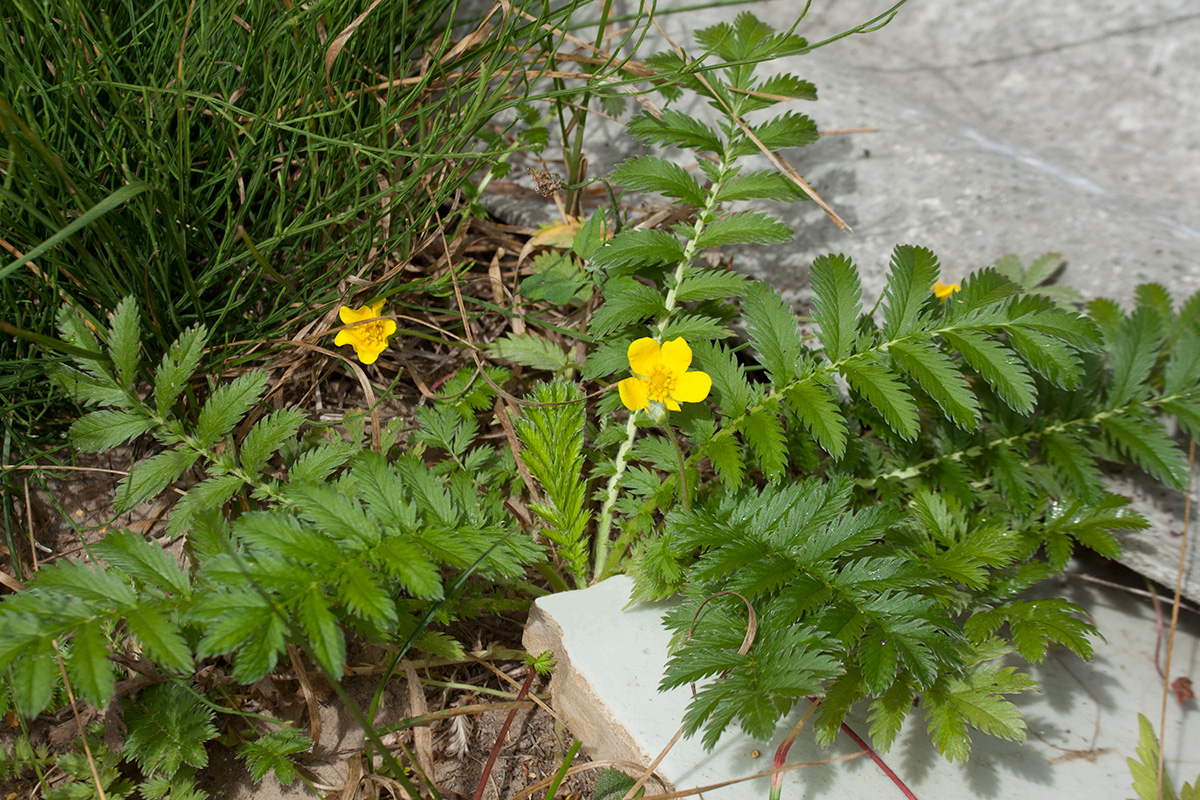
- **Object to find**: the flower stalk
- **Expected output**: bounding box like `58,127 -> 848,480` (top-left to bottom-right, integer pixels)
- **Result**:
594,411 -> 639,581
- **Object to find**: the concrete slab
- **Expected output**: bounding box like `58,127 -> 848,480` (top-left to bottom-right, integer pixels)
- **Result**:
492,0 -> 1200,601
524,574 -> 1200,799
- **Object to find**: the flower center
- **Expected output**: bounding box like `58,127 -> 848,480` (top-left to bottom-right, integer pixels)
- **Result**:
645,365 -> 677,403
360,321 -> 387,345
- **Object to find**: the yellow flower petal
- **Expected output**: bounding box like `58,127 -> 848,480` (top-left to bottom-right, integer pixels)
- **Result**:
672,370 -> 712,404
932,280 -> 960,301
619,376 -> 649,411
335,301 -> 395,364
659,337 -> 693,374
627,338 -> 662,377
339,304 -> 366,324
356,342 -> 388,365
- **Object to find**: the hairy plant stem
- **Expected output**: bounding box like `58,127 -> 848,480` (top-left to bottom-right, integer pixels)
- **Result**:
655,156 -> 730,337
594,412 -> 639,581
594,154 -> 729,579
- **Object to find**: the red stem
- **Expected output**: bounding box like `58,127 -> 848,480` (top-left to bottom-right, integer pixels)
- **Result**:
473,667 -> 538,800
840,721 -> 919,800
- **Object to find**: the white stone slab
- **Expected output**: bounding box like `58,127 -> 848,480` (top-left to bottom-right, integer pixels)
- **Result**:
524,575 -> 1200,799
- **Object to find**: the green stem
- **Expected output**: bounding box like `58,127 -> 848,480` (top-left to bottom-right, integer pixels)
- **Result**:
543,739 -> 582,800
857,388 -> 1200,489
536,561 -> 573,593
594,412 -> 639,580
655,155 -> 731,337
564,0 -> 615,215
663,422 -> 689,512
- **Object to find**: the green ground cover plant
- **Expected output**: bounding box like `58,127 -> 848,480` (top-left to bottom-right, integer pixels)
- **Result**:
1,2 -> 1196,799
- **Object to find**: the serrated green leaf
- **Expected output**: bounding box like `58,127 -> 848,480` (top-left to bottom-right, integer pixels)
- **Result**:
1039,429 -> 1104,499
659,313 -> 731,343
593,768 -> 639,800
33,560 -> 137,606
154,325 -> 209,415
238,728 -> 312,785
66,619 -> 115,708
1007,295 -> 1102,351
742,408 -> 787,478
572,206 -> 609,261
50,365 -> 129,407
486,332 -> 571,372
868,680 -> 914,753
810,253 -> 862,364
943,268 -> 1021,324
589,278 -> 666,337
70,409 -> 156,452
232,613 -> 289,683
1135,282 -> 1173,327
924,667 -> 1032,761
940,329 -> 1035,415
1100,413 -> 1188,489
9,639 -> 57,717
1160,398 -> 1200,440
840,355 -> 919,441
1008,599 -> 1095,662
1106,308 -> 1163,407
694,341 -> 751,417
194,371 -> 269,448
626,109 -> 723,152
673,269 -> 748,302
882,245 -> 941,339
742,281 -> 801,384
108,296 -> 141,389
755,73 -> 817,102
611,155 -> 706,207
376,535 -> 444,599
290,441 -> 359,484
706,434 -> 744,489
91,529 -> 190,596
336,561 -> 398,627
296,587 -> 345,677
694,211 -> 791,248
859,630 -> 900,694
784,379 -> 847,458
712,170 -> 806,203
729,111 -> 818,156
520,251 -> 590,305
1164,327 -> 1200,396
1024,252 -> 1065,287
889,340 -> 979,430
192,592 -> 271,657
167,473 -> 246,538
583,337 -> 635,381
1128,714 -> 1179,800
240,408 -> 307,478
126,605 -> 193,672
116,448 -> 200,513
1007,327 -> 1082,388
123,683 -> 217,776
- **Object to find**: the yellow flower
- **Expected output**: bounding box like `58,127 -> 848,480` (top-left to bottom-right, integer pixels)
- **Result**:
618,337 -> 712,413
334,301 -> 396,364
932,279 -> 960,301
